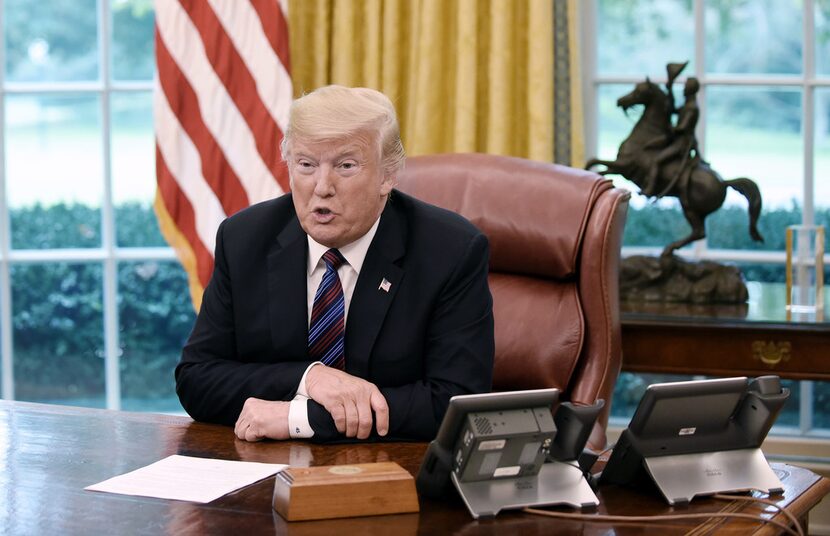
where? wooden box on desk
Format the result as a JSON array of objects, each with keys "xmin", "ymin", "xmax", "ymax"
[{"xmin": 272, "ymin": 461, "xmax": 420, "ymax": 521}]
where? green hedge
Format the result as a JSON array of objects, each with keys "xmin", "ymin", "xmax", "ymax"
[
  {"xmin": 623, "ymin": 202, "xmax": 830, "ymax": 251},
  {"xmin": 623, "ymin": 203, "xmax": 830, "ymax": 282},
  {"xmin": 9, "ymin": 202, "xmax": 192, "ymax": 408}
]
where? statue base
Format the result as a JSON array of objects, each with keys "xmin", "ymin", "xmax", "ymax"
[{"xmin": 620, "ymin": 255, "xmax": 748, "ymax": 304}]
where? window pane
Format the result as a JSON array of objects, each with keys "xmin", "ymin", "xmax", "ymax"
[
  {"xmin": 707, "ymin": 206, "xmax": 801, "ymax": 255},
  {"xmin": 12, "ymin": 263, "xmax": 104, "ymax": 407},
  {"xmin": 815, "ymin": 381, "xmax": 830, "ymax": 430},
  {"xmin": 777, "ymin": 379, "xmax": 800, "ymax": 428},
  {"xmin": 119, "ymin": 260, "xmax": 194, "ymax": 412},
  {"xmin": 705, "ymin": 0, "xmax": 802, "ymax": 75},
  {"xmin": 816, "ymin": 0, "xmax": 830, "ymax": 76},
  {"xmin": 732, "ymin": 262, "xmax": 786, "ymax": 285},
  {"xmin": 4, "ymin": 0, "xmax": 99, "ymax": 83},
  {"xmin": 6, "ymin": 94, "xmax": 103, "ymax": 249},
  {"xmin": 9, "ymin": 205, "xmax": 101, "ymax": 250},
  {"xmin": 112, "ymin": 91, "xmax": 165, "ymax": 247},
  {"xmin": 705, "ymin": 87, "xmax": 803, "ymax": 250},
  {"xmin": 596, "ymin": 83, "xmax": 636, "ymax": 164},
  {"xmin": 111, "ymin": 0, "xmax": 155, "ymax": 81},
  {"xmin": 814, "ymin": 89, "xmax": 830, "ymax": 222},
  {"xmin": 623, "ymin": 204, "xmax": 693, "ymax": 249},
  {"xmin": 0, "ymin": 280, "xmax": 4, "ymax": 393},
  {"xmin": 597, "ymin": 0, "xmax": 694, "ymax": 77}
]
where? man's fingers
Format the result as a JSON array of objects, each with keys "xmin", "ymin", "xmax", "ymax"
[
  {"xmin": 330, "ymin": 404, "xmax": 346, "ymax": 434},
  {"xmin": 370, "ymin": 390, "xmax": 389, "ymax": 436},
  {"xmin": 244, "ymin": 425, "xmax": 262, "ymax": 442},
  {"xmin": 234, "ymin": 421, "xmax": 245, "ymax": 440},
  {"xmin": 344, "ymin": 400, "xmax": 359, "ymax": 437},
  {"xmin": 307, "ymin": 367, "xmax": 389, "ymax": 438},
  {"xmin": 355, "ymin": 397, "xmax": 374, "ymax": 439},
  {"xmin": 234, "ymin": 413, "xmax": 248, "ymax": 439},
  {"xmin": 235, "ymin": 418, "xmax": 258, "ymax": 442},
  {"xmin": 234, "ymin": 397, "xmax": 291, "ymax": 441}
]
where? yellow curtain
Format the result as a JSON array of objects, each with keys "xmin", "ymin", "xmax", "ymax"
[{"xmin": 288, "ymin": 0, "xmax": 583, "ymax": 165}]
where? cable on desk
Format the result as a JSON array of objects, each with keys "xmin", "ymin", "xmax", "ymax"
[{"xmin": 713, "ymin": 493, "xmax": 804, "ymax": 536}]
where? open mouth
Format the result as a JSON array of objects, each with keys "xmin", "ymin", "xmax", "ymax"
[{"xmin": 312, "ymin": 207, "xmax": 336, "ymax": 222}]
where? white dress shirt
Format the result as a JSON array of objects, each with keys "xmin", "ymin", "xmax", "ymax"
[{"xmin": 287, "ymin": 216, "xmax": 381, "ymax": 438}]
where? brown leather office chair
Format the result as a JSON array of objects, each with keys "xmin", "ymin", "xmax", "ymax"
[{"xmin": 396, "ymin": 153, "xmax": 630, "ymax": 450}]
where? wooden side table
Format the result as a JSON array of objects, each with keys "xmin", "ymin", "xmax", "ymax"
[{"xmin": 621, "ymin": 282, "xmax": 830, "ymax": 381}]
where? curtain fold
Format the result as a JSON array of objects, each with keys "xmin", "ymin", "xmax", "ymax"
[{"xmin": 288, "ymin": 0, "xmax": 582, "ymax": 164}]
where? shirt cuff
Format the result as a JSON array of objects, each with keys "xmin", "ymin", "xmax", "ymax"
[
  {"xmin": 297, "ymin": 361, "xmax": 322, "ymax": 398},
  {"xmin": 288, "ymin": 396, "xmax": 314, "ymax": 438}
]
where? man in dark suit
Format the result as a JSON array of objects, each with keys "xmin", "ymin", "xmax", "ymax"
[{"xmin": 176, "ymin": 85, "xmax": 494, "ymax": 442}]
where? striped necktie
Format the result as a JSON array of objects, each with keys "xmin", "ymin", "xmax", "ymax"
[{"xmin": 308, "ymin": 248, "xmax": 347, "ymax": 369}]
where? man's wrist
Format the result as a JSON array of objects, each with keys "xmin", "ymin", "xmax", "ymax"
[
  {"xmin": 288, "ymin": 396, "xmax": 314, "ymax": 438},
  {"xmin": 297, "ymin": 362, "xmax": 322, "ymax": 398}
]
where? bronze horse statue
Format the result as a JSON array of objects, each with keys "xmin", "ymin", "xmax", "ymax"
[{"xmin": 585, "ymin": 77, "xmax": 764, "ymax": 257}]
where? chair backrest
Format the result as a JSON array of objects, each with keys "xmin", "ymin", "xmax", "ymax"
[{"xmin": 396, "ymin": 153, "xmax": 630, "ymax": 449}]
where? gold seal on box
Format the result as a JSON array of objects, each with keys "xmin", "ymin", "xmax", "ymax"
[{"xmin": 272, "ymin": 461, "xmax": 420, "ymax": 521}]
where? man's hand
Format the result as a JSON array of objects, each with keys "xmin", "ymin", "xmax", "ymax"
[
  {"xmin": 305, "ymin": 366, "xmax": 389, "ymax": 439},
  {"xmin": 234, "ymin": 398, "xmax": 290, "ymax": 442}
]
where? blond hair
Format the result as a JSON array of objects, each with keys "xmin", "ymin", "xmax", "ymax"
[{"xmin": 281, "ymin": 85, "xmax": 406, "ymax": 176}]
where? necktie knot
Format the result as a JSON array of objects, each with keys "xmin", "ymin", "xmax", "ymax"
[{"xmin": 323, "ymin": 248, "xmax": 346, "ymax": 271}]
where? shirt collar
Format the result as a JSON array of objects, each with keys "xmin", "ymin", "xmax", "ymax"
[{"xmin": 306, "ymin": 215, "xmax": 382, "ymax": 275}]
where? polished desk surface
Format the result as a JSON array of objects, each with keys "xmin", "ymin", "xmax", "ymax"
[
  {"xmin": 621, "ymin": 283, "xmax": 830, "ymax": 380},
  {"xmin": 621, "ymin": 282, "xmax": 829, "ymax": 326},
  {"xmin": 2, "ymin": 401, "xmax": 829, "ymax": 535}
]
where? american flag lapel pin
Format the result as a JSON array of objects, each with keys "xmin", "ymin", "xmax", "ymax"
[{"xmin": 379, "ymin": 278, "xmax": 391, "ymax": 292}]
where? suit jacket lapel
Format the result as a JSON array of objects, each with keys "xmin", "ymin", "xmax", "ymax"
[
  {"xmin": 267, "ymin": 217, "xmax": 309, "ymax": 358},
  {"xmin": 346, "ymin": 203, "xmax": 406, "ymax": 378}
]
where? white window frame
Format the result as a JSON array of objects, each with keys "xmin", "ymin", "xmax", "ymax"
[
  {"xmin": 0, "ymin": 0, "xmax": 174, "ymax": 409},
  {"xmin": 581, "ymin": 0, "xmax": 827, "ymax": 436}
]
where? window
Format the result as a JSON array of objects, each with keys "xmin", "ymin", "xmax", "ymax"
[
  {"xmin": 0, "ymin": 0, "xmax": 194, "ymax": 411},
  {"xmin": 584, "ymin": 0, "xmax": 829, "ymax": 436}
]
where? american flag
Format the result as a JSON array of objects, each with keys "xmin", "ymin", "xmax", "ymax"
[{"xmin": 154, "ymin": 0, "xmax": 292, "ymax": 309}]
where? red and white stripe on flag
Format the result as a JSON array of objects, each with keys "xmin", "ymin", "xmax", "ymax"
[{"xmin": 154, "ymin": 0, "xmax": 292, "ymax": 310}]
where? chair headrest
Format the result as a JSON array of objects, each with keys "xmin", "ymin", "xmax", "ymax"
[{"xmin": 395, "ymin": 153, "xmax": 612, "ymax": 279}]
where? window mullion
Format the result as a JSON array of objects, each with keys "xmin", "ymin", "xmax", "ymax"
[
  {"xmin": 804, "ymin": 0, "xmax": 816, "ymax": 226},
  {"xmin": 800, "ymin": 381, "xmax": 814, "ymax": 434},
  {"xmin": 99, "ymin": 0, "xmax": 121, "ymax": 411},
  {"xmin": 693, "ymin": 0, "xmax": 706, "ymax": 150},
  {"xmin": 582, "ymin": 0, "xmax": 599, "ymax": 162},
  {"xmin": 694, "ymin": 0, "xmax": 708, "ymax": 259},
  {"xmin": 0, "ymin": 0, "xmax": 13, "ymax": 401}
]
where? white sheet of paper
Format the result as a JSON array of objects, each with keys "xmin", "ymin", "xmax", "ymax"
[{"xmin": 85, "ymin": 454, "xmax": 287, "ymax": 503}]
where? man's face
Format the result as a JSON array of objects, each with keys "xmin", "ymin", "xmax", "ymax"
[{"xmin": 288, "ymin": 135, "xmax": 395, "ymax": 248}]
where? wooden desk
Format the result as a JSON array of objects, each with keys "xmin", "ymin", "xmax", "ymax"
[
  {"xmin": 621, "ymin": 283, "xmax": 830, "ymax": 380},
  {"xmin": 1, "ymin": 401, "xmax": 828, "ymax": 535}
]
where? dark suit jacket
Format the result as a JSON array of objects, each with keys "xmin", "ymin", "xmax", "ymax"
[{"xmin": 176, "ymin": 190, "xmax": 495, "ymax": 441}]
